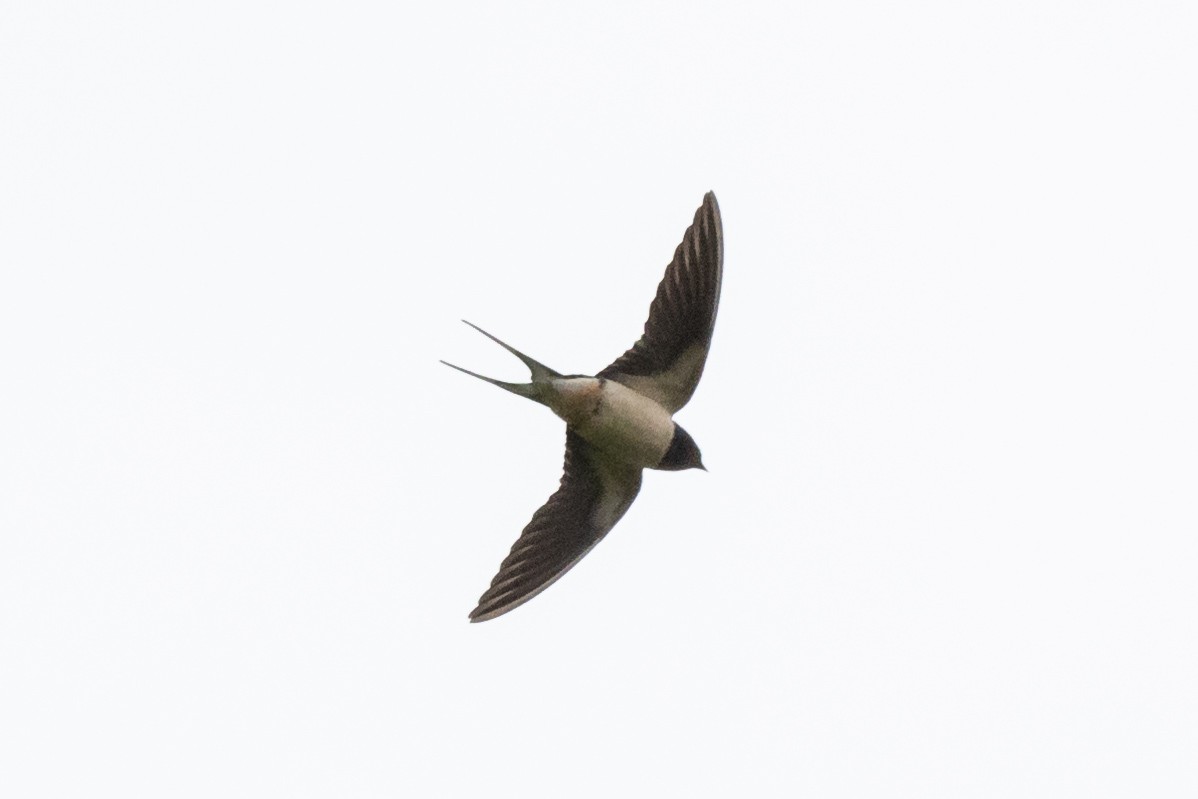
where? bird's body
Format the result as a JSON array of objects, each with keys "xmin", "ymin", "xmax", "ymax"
[
  {"xmin": 443, "ymin": 192, "xmax": 723, "ymax": 622},
  {"xmin": 548, "ymin": 377, "xmax": 676, "ymax": 469}
]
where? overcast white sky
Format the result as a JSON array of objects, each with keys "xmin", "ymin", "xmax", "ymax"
[{"xmin": 2, "ymin": 2, "xmax": 1196, "ymax": 796}]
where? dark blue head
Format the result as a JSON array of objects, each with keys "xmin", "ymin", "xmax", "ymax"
[{"xmin": 657, "ymin": 424, "xmax": 705, "ymax": 471}]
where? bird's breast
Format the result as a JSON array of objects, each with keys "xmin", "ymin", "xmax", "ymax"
[{"xmin": 564, "ymin": 378, "xmax": 675, "ymax": 468}]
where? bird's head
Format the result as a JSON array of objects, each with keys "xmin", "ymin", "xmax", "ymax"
[{"xmin": 657, "ymin": 424, "xmax": 706, "ymax": 471}]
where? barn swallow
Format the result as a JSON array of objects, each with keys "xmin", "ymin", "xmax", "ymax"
[{"xmin": 443, "ymin": 192, "xmax": 723, "ymax": 622}]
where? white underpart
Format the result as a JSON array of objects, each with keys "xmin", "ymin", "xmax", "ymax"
[{"xmin": 552, "ymin": 379, "xmax": 674, "ymax": 468}]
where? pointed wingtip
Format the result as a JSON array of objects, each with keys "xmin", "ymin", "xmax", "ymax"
[
  {"xmin": 703, "ymin": 192, "xmax": 720, "ymax": 220},
  {"xmin": 468, "ymin": 606, "xmax": 501, "ymax": 623}
]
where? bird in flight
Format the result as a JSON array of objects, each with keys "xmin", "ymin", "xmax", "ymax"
[{"xmin": 443, "ymin": 192, "xmax": 723, "ymax": 622}]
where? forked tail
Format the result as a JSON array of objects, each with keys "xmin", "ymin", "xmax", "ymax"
[{"xmin": 440, "ymin": 320, "xmax": 561, "ymax": 402}]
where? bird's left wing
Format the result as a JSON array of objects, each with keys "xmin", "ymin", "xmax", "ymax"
[{"xmin": 469, "ymin": 429, "xmax": 643, "ymax": 622}]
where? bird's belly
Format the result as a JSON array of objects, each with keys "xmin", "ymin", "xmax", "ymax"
[{"xmin": 574, "ymin": 380, "xmax": 674, "ymax": 468}]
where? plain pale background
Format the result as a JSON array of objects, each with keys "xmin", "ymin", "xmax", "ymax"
[{"xmin": 2, "ymin": 2, "xmax": 1195, "ymax": 796}]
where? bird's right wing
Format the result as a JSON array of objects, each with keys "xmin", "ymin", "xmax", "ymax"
[
  {"xmin": 597, "ymin": 192, "xmax": 723, "ymax": 413},
  {"xmin": 469, "ymin": 429, "xmax": 643, "ymax": 622}
]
